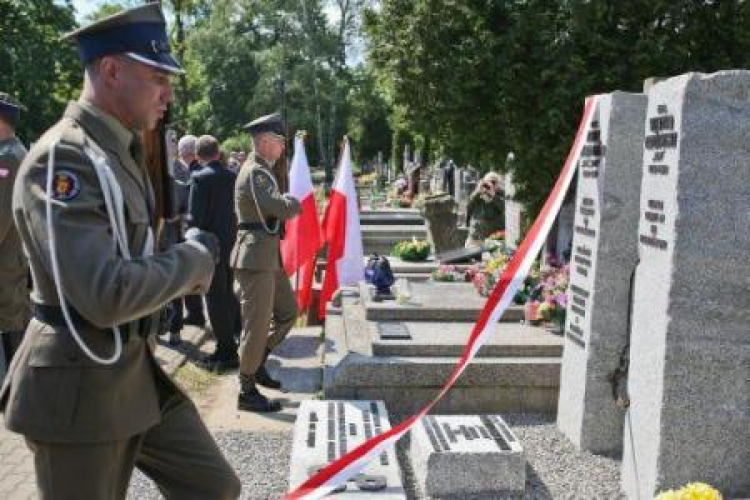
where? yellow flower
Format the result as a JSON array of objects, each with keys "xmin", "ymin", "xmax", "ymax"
[
  {"xmin": 656, "ymin": 483, "xmax": 722, "ymax": 500},
  {"xmin": 680, "ymin": 482, "xmax": 722, "ymax": 500}
]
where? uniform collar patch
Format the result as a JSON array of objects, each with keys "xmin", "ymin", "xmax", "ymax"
[{"xmin": 52, "ymin": 170, "xmax": 81, "ymax": 201}]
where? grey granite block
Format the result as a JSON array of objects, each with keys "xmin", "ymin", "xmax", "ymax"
[
  {"xmin": 288, "ymin": 400, "xmax": 405, "ymax": 498},
  {"xmin": 622, "ymin": 71, "xmax": 750, "ymax": 499},
  {"xmin": 360, "ymin": 281, "xmax": 524, "ymax": 322},
  {"xmin": 557, "ymin": 92, "xmax": 646, "ymax": 456},
  {"xmin": 409, "ymin": 415, "xmax": 525, "ymax": 497}
]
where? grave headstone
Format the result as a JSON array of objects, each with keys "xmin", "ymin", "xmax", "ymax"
[
  {"xmin": 421, "ymin": 194, "xmax": 465, "ymax": 254},
  {"xmin": 556, "ymin": 92, "xmax": 647, "ymax": 455},
  {"xmin": 409, "ymin": 415, "xmax": 525, "ymax": 497},
  {"xmin": 289, "ymin": 400, "xmax": 406, "ymax": 499},
  {"xmin": 622, "ymin": 71, "xmax": 750, "ymax": 498},
  {"xmin": 504, "ymin": 170, "xmax": 523, "ymax": 250}
]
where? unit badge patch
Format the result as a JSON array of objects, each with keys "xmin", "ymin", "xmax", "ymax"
[{"xmin": 52, "ymin": 170, "xmax": 81, "ymax": 201}]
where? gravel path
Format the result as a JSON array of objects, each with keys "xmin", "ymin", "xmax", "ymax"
[
  {"xmin": 128, "ymin": 413, "xmax": 623, "ymax": 500},
  {"xmin": 398, "ymin": 413, "xmax": 624, "ymax": 500},
  {"xmin": 128, "ymin": 431, "xmax": 293, "ymax": 500}
]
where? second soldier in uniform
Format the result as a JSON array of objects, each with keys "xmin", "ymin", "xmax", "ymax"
[{"xmin": 232, "ymin": 113, "xmax": 301, "ymax": 413}]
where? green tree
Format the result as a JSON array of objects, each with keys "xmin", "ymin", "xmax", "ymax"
[{"xmin": 0, "ymin": 0, "xmax": 80, "ymax": 142}]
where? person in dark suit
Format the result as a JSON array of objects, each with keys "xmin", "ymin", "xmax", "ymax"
[{"xmin": 189, "ymin": 135, "xmax": 242, "ymax": 371}]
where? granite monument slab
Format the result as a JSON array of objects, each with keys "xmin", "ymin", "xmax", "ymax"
[
  {"xmin": 622, "ymin": 71, "xmax": 750, "ymax": 498},
  {"xmin": 556, "ymin": 92, "xmax": 647, "ymax": 455}
]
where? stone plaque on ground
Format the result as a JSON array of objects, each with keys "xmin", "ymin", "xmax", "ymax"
[
  {"xmin": 622, "ymin": 72, "xmax": 750, "ymax": 498},
  {"xmin": 409, "ymin": 415, "xmax": 525, "ymax": 497},
  {"xmin": 377, "ymin": 322, "xmax": 411, "ymax": 340},
  {"xmin": 289, "ymin": 400, "xmax": 405, "ymax": 498},
  {"xmin": 556, "ymin": 92, "xmax": 646, "ymax": 455},
  {"xmin": 421, "ymin": 194, "xmax": 465, "ymax": 254}
]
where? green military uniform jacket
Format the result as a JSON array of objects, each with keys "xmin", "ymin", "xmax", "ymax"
[
  {"xmin": 467, "ymin": 190, "xmax": 505, "ymax": 241},
  {"xmin": 230, "ymin": 154, "xmax": 300, "ymax": 271},
  {"xmin": 0, "ymin": 101, "xmax": 215, "ymax": 443},
  {"xmin": 0, "ymin": 136, "xmax": 29, "ymax": 332}
]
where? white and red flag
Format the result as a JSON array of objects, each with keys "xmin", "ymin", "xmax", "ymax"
[
  {"xmin": 287, "ymin": 96, "xmax": 600, "ymax": 499},
  {"xmin": 318, "ymin": 137, "xmax": 364, "ymax": 320},
  {"xmin": 281, "ymin": 133, "xmax": 323, "ymax": 312}
]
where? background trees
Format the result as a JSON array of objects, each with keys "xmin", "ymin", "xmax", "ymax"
[{"xmin": 4, "ymin": 0, "xmax": 750, "ymax": 211}]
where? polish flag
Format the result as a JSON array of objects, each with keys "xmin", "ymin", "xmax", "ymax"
[
  {"xmin": 318, "ymin": 137, "xmax": 364, "ymax": 319},
  {"xmin": 281, "ymin": 134, "xmax": 323, "ymax": 311}
]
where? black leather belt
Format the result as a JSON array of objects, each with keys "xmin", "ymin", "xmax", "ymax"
[
  {"xmin": 238, "ymin": 222, "xmax": 266, "ymax": 231},
  {"xmin": 32, "ymin": 302, "xmax": 132, "ymax": 342}
]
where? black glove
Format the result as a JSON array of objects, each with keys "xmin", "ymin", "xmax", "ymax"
[{"xmin": 185, "ymin": 227, "xmax": 220, "ymax": 263}]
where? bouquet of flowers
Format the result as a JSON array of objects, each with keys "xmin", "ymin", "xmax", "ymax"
[
  {"xmin": 655, "ymin": 482, "xmax": 722, "ymax": 500},
  {"xmin": 431, "ymin": 264, "xmax": 462, "ymax": 282},
  {"xmin": 471, "ymin": 269, "xmax": 496, "ymax": 297},
  {"xmin": 483, "ymin": 230, "xmax": 506, "ymax": 253},
  {"xmin": 393, "ymin": 237, "xmax": 431, "ymax": 261}
]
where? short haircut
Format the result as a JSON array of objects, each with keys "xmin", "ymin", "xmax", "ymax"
[
  {"xmin": 177, "ymin": 134, "xmax": 197, "ymax": 157},
  {"xmin": 196, "ymin": 135, "xmax": 220, "ymax": 160}
]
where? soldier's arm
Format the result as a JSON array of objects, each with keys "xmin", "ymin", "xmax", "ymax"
[
  {"xmin": 187, "ymin": 175, "xmax": 209, "ymax": 229},
  {"xmin": 18, "ymin": 141, "xmax": 215, "ymax": 328},
  {"xmin": 243, "ymin": 169, "xmax": 301, "ymax": 220}
]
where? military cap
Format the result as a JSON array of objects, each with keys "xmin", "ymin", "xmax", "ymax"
[
  {"xmin": 0, "ymin": 92, "xmax": 25, "ymax": 126},
  {"xmin": 243, "ymin": 113, "xmax": 285, "ymax": 138},
  {"xmin": 62, "ymin": 3, "xmax": 183, "ymax": 74}
]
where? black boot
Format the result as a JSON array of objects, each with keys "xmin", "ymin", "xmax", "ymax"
[
  {"xmin": 255, "ymin": 348, "xmax": 282, "ymax": 389},
  {"xmin": 238, "ymin": 374, "xmax": 282, "ymax": 413},
  {"xmin": 255, "ymin": 365, "xmax": 282, "ymax": 390}
]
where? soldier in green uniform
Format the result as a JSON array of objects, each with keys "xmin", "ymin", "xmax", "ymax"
[
  {"xmin": 232, "ymin": 113, "xmax": 301, "ymax": 413},
  {"xmin": 0, "ymin": 5, "xmax": 241, "ymax": 499},
  {"xmin": 465, "ymin": 171, "xmax": 505, "ymax": 247},
  {"xmin": 0, "ymin": 92, "xmax": 30, "ymax": 377}
]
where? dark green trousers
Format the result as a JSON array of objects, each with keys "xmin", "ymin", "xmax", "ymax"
[{"xmin": 25, "ymin": 394, "xmax": 241, "ymax": 500}]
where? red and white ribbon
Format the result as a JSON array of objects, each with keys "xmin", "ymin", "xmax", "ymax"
[{"xmin": 286, "ymin": 95, "xmax": 600, "ymax": 500}]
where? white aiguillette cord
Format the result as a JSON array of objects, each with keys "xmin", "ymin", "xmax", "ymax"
[{"xmin": 45, "ymin": 140, "xmax": 142, "ymax": 365}]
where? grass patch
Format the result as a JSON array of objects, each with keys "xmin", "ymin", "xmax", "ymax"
[{"xmin": 173, "ymin": 363, "xmax": 221, "ymax": 396}]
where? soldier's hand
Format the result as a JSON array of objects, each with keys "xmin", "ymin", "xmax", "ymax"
[
  {"xmin": 283, "ymin": 194, "xmax": 302, "ymax": 215},
  {"xmin": 185, "ymin": 227, "xmax": 220, "ymax": 264}
]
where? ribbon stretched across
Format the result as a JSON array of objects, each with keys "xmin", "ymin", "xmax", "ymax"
[{"xmin": 286, "ymin": 95, "xmax": 599, "ymax": 500}]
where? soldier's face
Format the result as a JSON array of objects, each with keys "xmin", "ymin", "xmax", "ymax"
[{"xmin": 115, "ymin": 57, "xmax": 174, "ymax": 131}]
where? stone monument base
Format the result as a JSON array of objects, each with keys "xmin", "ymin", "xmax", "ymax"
[{"xmin": 409, "ymin": 415, "xmax": 525, "ymax": 498}]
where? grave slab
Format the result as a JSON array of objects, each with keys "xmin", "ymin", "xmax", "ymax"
[
  {"xmin": 289, "ymin": 400, "xmax": 405, "ymax": 499},
  {"xmin": 360, "ymin": 281, "xmax": 524, "ymax": 322},
  {"xmin": 622, "ymin": 72, "xmax": 750, "ymax": 498},
  {"xmin": 371, "ymin": 321, "xmax": 563, "ymax": 357},
  {"xmin": 556, "ymin": 91, "xmax": 646, "ymax": 455},
  {"xmin": 359, "ymin": 211, "xmax": 425, "ymax": 226},
  {"xmin": 410, "ymin": 415, "xmax": 525, "ymax": 497},
  {"xmin": 324, "ymin": 293, "xmax": 561, "ymax": 414}
]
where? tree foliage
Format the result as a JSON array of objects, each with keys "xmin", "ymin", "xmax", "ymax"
[
  {"xmin": 0, "ymin": 0, "xmax": 80, "ymax": 142},
  {"xmin": 364, "ymin": 0, "xmax": 750, "ymax": 212}
]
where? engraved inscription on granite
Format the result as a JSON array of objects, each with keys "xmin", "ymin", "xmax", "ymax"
[
  {"xmin": 557, "ymin": 92, "xmax": 646, "ymax": 456},
  {"xmin": 409, "ymin": 415, "xmax": 525, "ymax": 497},
  {"xmin": 568, "ymin": 117, "xmax": 603, "ymax": 347},
  {"xmin": 623, "ymin": 72, "xmax": 750, "ymax": 499},
  {"xmin": 289, "ymin": 400, "xmax": 405, "ymax": 498}
]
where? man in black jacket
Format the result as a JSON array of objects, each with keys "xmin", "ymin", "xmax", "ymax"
[{"xmin": 189, "ymin": 135, "xmax": 241, "ymax": 370}]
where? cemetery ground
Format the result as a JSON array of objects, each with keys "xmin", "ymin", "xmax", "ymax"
[{"xmin": 0, "ymin": 318, "xmax": 624, "ymax": 499}]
